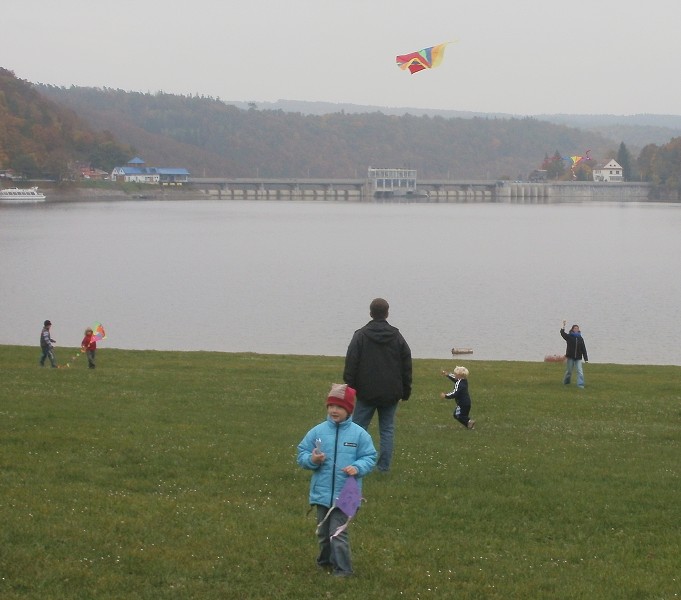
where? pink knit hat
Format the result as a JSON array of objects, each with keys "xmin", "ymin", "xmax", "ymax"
[{"xmin": 326, "ymin": 383, "xmax": 356, "ymax": 414}]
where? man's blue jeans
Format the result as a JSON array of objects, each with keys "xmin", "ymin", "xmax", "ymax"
[
  {"xmin": 563, "ymin": 358, "xmax": 584, "ymax": 388},
  {"xmin": 352, "ymin": 400, "xmax": 398, "ymax": 472}
]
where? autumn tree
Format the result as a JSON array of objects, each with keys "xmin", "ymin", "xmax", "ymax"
[
  {"xmin": 544, "ymin": 151, "xmax": 566, "ymax": 180},
  {"xmin": 637, "ymin": 143, "xmax": 658, "ymax": 183},
  {"xmin": 616, "ymin": 142, "xmax": 633, "ymax": 181},
  {"xmin": 654, "ymin": 137, "xmax": 681, "ymax": 188}
]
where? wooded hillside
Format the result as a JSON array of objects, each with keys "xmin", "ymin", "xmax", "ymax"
[
  {"xmin": 36, "ymin": 84, "xmax": 616, "ymax": 180},
  {"xmin": 0, "ymin": 69, "xmax": 131, "ymax": 180},
  {"xmin": 1, "ymin": 68, "xmax": 679, "ymax": 187}
]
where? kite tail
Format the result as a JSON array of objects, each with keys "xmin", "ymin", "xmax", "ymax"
[
  {"xmin": 319, "ymin": 496, "xmax": 367, "ymax": 538},
  {"xmin": 330, "ymin": 516, "xmax": 353, "ymax": 540},
  {"xmin": 315, "ymin": 505, "xmax": 335, "ymax": 536}
]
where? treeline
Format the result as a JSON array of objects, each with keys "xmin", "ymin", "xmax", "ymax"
[
  {"xmin": 638, "ymin": 138, "xmax": 681, "ymax": 194},
  {"xmin": 36, "ymin": 84, "xmax": 615, "ymax": 180},
  {"xmin": 0, "ymin": 69, "xmax": 132, "ymax": 180},
  {"xmin": 2, "ymin": 68, "xmax": 679, "ymax": 190},
  {"xmin": 537, "ymin": 138, "xmax": 681, "ymax": 192}
]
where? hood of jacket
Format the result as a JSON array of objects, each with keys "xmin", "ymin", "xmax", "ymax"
[{"xmin": 361, "ymin": 319, "xmax": 401, "ymax": 344}]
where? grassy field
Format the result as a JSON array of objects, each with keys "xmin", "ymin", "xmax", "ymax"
[{"xmin": 1, "ymin": 345, "xmax": 680, "ymax": 599}]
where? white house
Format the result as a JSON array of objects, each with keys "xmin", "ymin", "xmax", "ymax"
[{"xmin": 593, "ymin": 159, "xmax": 623, "ymax": 182}]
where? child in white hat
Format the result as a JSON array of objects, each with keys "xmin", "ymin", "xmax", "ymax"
[{"xmin": 440, "ymin": 366, "xmax": 475, "ymax": 429}]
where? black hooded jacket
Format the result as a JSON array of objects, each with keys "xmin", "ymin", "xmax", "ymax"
[
  {"xmin": 560, "ymin": 328, "xmax": 588, "ymax": 361},
  {"xmin": 343, "ymin": 319, "xmax": 412, "ymax": 407}
]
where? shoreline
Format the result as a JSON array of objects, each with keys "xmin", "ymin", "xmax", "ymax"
[
  {"xmin": 2, "ymin": 344, "xmax": 678, "ymax": 367},
  {"xmin": 41, "ymin": 187, "xmax": 211, "ymax": 202},
  {"xmin": 9, "ymin": 181, "xmax": 680, "ymax": 204}
]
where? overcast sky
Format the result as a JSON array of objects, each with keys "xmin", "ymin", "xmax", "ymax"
[{"xmin": 7, "ymin": 0, "xmax": 680, "ymax": 116}]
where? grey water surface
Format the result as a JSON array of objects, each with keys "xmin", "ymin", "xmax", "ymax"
[{"xmin": 1, "ymin": 198, "xmax": 679, "ymax": 365}]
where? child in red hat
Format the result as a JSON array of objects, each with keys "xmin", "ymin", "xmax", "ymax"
[{"xmin": 297, "ymin": 383, "xmax": 377, "ymax": 577}]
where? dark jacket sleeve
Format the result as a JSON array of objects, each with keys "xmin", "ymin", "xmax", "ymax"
[
  {"xmin": 343, "ymin": 330, "xmax": 361, "ymax": 388},
  {"xmin": 400, "ymin": 334, "xmax": 412, "ymax": 401}
]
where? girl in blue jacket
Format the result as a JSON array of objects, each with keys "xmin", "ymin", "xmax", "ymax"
[{"xmin": 297, "ymin": 383, "xmax": 377, "ymax": 577}]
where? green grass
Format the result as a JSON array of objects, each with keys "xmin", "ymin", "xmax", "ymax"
[{"xmin": 1, "ymin": 346, "xmax": 680, "ymax": 599}]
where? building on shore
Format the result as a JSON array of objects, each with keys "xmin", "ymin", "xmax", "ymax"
[
  {"xmin": 367, "ymin": 167, "xmax": 428, "ymax": 199},
  {"xmin": 111, "ymin": 157, "xmax": 190, "ymax": 185},
  {"xmin": 592, "ymin": 159, "xmax": 624, "ymax": 182}
]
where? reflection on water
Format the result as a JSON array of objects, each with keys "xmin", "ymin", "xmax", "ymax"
[{"xmin": 1, "ymin": 199, "xmax": 680, "ymax": 365}]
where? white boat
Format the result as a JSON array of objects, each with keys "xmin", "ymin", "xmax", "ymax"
[{"xmin": 0, "ymin": 186, "xmax": 47, "ymax": 203}]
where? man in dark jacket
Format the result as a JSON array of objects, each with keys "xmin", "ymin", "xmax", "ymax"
[
  {"xmin": 561, "ymin": 320, "xmax": 588, "ymax": 388},
  {"xmin": 343, "ymin": 298, "xmax": 412, "ymax": 472}
]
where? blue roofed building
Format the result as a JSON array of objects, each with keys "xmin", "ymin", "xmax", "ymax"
[
  {"xmin": 156, "ymin": 167, "xmax": 190, "ymax": 185},
  {"xmin": 111, "ymin": 157, "xmax": 190, "ymax": 186}
]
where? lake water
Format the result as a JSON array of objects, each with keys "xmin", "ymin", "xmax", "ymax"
[{"xmin": 1, "ymin": 198, "xmax": 680, "ymax": 365}]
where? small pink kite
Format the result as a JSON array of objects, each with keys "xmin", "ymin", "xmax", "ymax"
[{"xmin": 316, "ymin": 476, "xmax": 363, "ymax": 539}]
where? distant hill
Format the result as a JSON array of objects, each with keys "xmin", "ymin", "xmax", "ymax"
[
  {"xmin": 36, "ymin": 85, "xmax": 623, "ymax": 180},
  {"xmin": 224, "ymin": 99, "xmax": 511, "ymax": 120},
  {"xmin": 535, "ymin": 113, "xmax": 681, "ymax": 147},
  {"xmin": 227, "ymin": 100, "xmax": 681, "ymax": 149},
  {"xmin": 2, "ymin": 63, "xmax": 677, "ymax": 182}
]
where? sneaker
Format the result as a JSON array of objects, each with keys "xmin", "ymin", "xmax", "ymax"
[{"xmin": 467, "ymin": 420, "xmax": 476, "ymax": 430}]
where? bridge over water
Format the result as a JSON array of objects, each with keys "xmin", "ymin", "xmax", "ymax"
[{"xmin": 187, "ymin": 177, "xmax": 651, "ymax": 203}]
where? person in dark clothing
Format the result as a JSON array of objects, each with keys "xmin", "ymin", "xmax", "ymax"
[
  {"xmin": 440, "ymin": 365, "xmax": 475, "ymax": 429},
  {"xmin": 39, "ymin": 320, "xmax": 57, "ymax": 368},
  {"xmin": 561, "ymin": 320, "xmax": 588, "ymax": 388},
  {"xmin": 343, "ymin": 298, "xmax": 412, "ymax": 472}
]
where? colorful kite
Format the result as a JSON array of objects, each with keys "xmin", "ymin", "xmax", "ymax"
[
  {"xmin": 569, "ymin": 150, "xmax": 592, "ymax": 177},
  {"xmin": 546, "ymin": 150, "xmax": 592, "ymax": 178},
  {"xmin": 93, "ymin": 322, "xmax": 106, "ymax": 342},
  {"xmin": 550, "ymin": 150, "xmax": 591, "ymax": 165},
  {"xmin": 569, "ymin": 150, "xmax": 590, "ymax": 166},
  {"xmin": 396, "ymin": 42, "xmax": 453, "ymax": 74},
  {"xmin": 316, "ymin": 476, "xmax": 364, "ymax": 539}
]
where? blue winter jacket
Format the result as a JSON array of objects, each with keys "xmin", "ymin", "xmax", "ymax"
[{"xmin": 297, "ymin": 416, "xmax": 377, "ymax": 508}]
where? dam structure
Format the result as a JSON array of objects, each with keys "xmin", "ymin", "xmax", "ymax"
[{"xmin": 187, "ymin": 171, "xmax": 652, "ymax": 203}]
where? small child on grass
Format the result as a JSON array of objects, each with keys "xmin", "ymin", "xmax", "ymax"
[
  {"xmin": 440, "ymin": 365, "xmax": 475, "ymax": 429},
  {"xmin": 296, "ymin": 383, "xmax": 377, "ymax": 577},
  {"xmin": 81, "ymin": 328, "xmax": 97, "ymax": 369}
]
